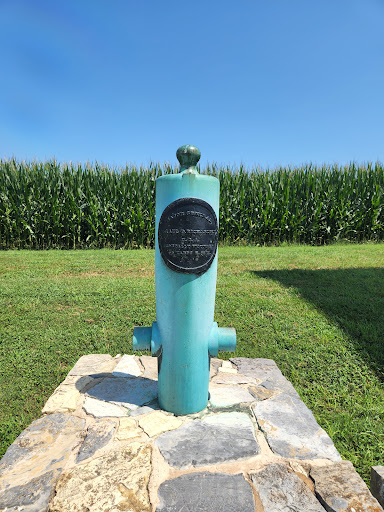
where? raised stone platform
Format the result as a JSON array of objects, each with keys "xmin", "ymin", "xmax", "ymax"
[{"xmin": 0, "ymin": 355, "xmax": 382, "ymax": 511}]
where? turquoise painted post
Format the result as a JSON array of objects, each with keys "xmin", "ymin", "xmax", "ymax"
[{"xmin": 133, "ymin": 145, "xmax": 236, "ymax": 415}]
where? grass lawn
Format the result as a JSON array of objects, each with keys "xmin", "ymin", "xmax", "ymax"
[{"xmin": 0, "ymin": 244, "xmax": 383, "ymax": 484}]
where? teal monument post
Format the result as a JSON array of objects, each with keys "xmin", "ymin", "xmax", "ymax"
[{"xmin": 132, "ymin": 145, "xmax": 236, "ymax": 415}]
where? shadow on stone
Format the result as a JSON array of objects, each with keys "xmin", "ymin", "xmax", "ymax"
[{"xmin": 85, "ymin": 376, "xmax": 158, "ymax": 411}]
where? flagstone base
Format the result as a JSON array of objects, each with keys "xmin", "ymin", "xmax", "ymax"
[{"xmin": 0, "ymin": 354, "xmax": 382, "ymax": 511}]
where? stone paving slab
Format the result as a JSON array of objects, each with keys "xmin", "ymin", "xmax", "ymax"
[
  {"xmin": 310, "ymin": 461, "xmax": 383, "ymax": 511},
  {"xmin": 138, "ymin": 410, "xmax": 184, "ymax": 437},
  {"xmin": 231, "ymin": 357, "xmax": 300, "ymax": 396},
  {"xmin": 231, "ymin": 356, "xmax": 280, "ymax": 375},
  {"xmin": 41, "ymin": 383, "xmax": 80, "ymax": 414},
  {"xmin": 48, "ymin": 443, "xmax": 152, "ymax": 512},
  {"xmin": 76, "ymin": 419, "xmax": 116, "ymax": 462},
  {"xmin": 157, "ymin": 472, "xmax": 255, "ymax": 512},
  {"xmin": 83, "ymin": 396, "xmax": 129, "ymax": 417},
  {"xmin": 68, "ymin": 354, "xmax": 116, "ymax": 376},
  {"xmin": 248, "ymin": 383, "xmax": 278, "ymax": 401},
  {"xmin": 209, "ymin": 384, "xmax": 255, "ymax": 408},
  {"xmin": 0, "ymin": 355, "xmax": 381, "ymax": 512},
  {"xmin": 63, "ymin": 374, "xmax": 95, "ymax": 390},
  {"xmin": 218, "ymin": 366, "xmax": 237, "ymax": 374},
  {"xmin": 253, "ymin": 391, "xmax": 342, "ymax": 461},
  {"xmin": 155, "ymin": 412, "xmax": 260, "ymax": 469},
  {"xmin": 251, "ymin": 462, "xmax": 327, "ymax": 511},
  {"xmin": 0, "ymin": 413, "xmax": 84, "ymax": 512},
  {"xmin": 0, "ymin": 470, "xmax": 57, "ymax": 512},
  {"xmin": 130, "ymin": 402, "xmax": 160, "ymax": 416},
  {"xmin": 140, "ymin": 355, "xmax": 158, "ymax": 379},
  {"xmin": 212, "ymin": 372, "xmax": 258, "ymax": 385},
  {"xmin": 372, "ymin": 466, "xmax": 384, "ymax": 508},
  {"xmin": 115, "ymin": 417, "xmax": 143, "ymax": 440},
  {"xmin": 112, "ymin": 354, "xmax": 142, "ymax": 377}
]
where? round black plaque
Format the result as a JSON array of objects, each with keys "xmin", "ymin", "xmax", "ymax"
[{"xmin": 158, "ymin": 198, "xmax": 218, "ymax": 275}]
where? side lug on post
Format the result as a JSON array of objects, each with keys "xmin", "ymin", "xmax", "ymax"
[
  {"xmin": 132, "ymin": 322, "xmax": 162, "ymax": 356},
  {"xmin": 208, "ymin": 322, "xmax": 237, "ymax": 357}
]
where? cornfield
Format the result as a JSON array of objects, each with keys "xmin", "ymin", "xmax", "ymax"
[{"xmin": 0, "ymin": 159, "xmax": 383, "ymax": 249}]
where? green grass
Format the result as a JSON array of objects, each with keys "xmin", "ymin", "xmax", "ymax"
[{"xmin": 0, "ymin": 244, "xmax": 383, "ymax": 484}]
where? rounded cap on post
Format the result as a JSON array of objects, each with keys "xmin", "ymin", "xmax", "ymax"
[{"xmin": 176, "ymin": 145, "xmax": 201, "ymax": 171}]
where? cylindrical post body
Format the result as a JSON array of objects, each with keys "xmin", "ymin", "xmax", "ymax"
[
  {"xmin": 132, "ymin": 145, "xmax": 236, "ymax": 415},
  {"xmin": 155, "ymin": 171, "xmax": 219, "ymax": 414}
]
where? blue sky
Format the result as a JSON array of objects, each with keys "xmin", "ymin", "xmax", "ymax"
[{"xmin": 0, "ymin": 0, "xmax": 383, "ymax": 169}]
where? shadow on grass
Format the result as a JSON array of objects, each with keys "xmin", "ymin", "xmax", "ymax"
[{"xmin": 250, "ymin": 267, "xmax": 384, "ymax": 378}]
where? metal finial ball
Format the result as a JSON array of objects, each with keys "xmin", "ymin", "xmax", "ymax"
[{"xmin": 176, "ymin": 145, "xmax": 201, "ymax": 168}]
